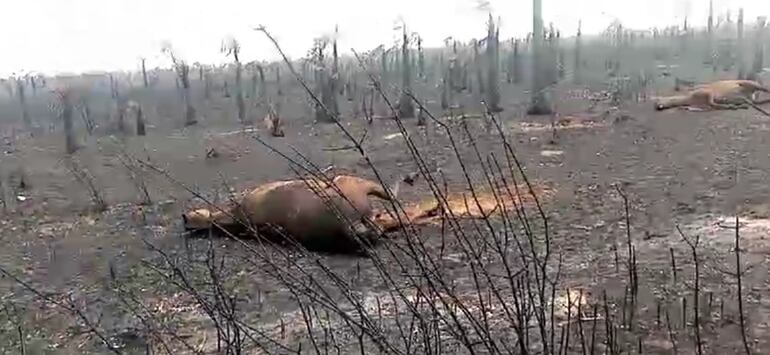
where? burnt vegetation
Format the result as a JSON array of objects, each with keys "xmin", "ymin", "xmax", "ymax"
[{"xmin": 0, "ymin": 2, "xmax": 769, "ymax": 354}]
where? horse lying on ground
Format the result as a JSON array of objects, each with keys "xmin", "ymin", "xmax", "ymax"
[
  {"xmin": 654, "ymin": 79, "xmax": 770, "ymax": 117},
  {"xmin": 182, "ymin": 175, "xmax": 394, "ymax": 255}
]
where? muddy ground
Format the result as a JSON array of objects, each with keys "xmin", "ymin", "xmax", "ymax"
[{"xmin": 1, "ymin": 73, "xmax": 770, "ymax": 354}]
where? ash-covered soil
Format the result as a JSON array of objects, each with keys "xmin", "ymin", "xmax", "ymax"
[{"xmin": 1, "ymin": 82, "xmax": 770, "ymax": 354}]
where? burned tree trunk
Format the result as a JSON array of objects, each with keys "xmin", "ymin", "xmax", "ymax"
[
  {"xmin": 222, "ymin": 38, "xmax": 246, "ymax": 124},
  {"xmin": 250, "ymin": 66, "xmax": 258, "ymax": 99},
  {"xmin": 236, "ymin": 63, "xmax": 246, "ymax": 123},
  {"xmin": 327, "ymin": 38, "xmax": 340, "ymax": 120},
  {"xmin": 440, "ymin": 54, "xmax": 450, "ymax": 110},
  {"xmin": 612, "ymin": 23, "xmax": 623, "ymax": 77},
  {"xmin": 78, "ymin": 97, "xmax": 95, "ymax": 135},
  {"xmin": 557, "ymin": 31, "xmax": 565, "ymax": 81},
  {"xmin": 132, "ymin": 101, "xmax": 146, "ymax": 136},
  {"xmin": 257, "ymin": 65, "xmax": 267, "ymax": 107},
  {"xmin": 16, "ymin": 80, "xmax": 31, "ymax": 129},
  {"xmin": 380, "ymin": 51, "xmax": 389, "ymax": 84},
  {"xmin": 473, "ymin": 39, "xmax": 485, "ymax": 95},
  {"xmin": 752, "ymin": 21, "xmax": 766, "ymax": 76},
  {"xmin": 180, "ymin": 65, "xmax": 196, "ymax": 126},
  {"xmin": 441, "ymin": 78, "xmax": 449, "ymax": 111},
  {"xmin": 574, "ymin": 21, "xmax": 582, "ymax": 84},
  {"xmin": 679, "ymin": 17, "xmax": 689, "ymax": 53},
  {"xmin": 513, "ymin": 39, "xmax": 523, "ymax": 84},
  {"xmin": 110, "ymin": 75, "xmax": 127, "ymax": 134},
  {"xmin": 136, "ymin": 106, "xmax": 146, "ymax": 136},
  {"xmin": 116, "ymin": 100, "xmax": 126, "ymax": 134},
  {"xmin": 461, "ymin": 62, "xmax": 469, "ymax": 92},
  {"xmin": 316, "ymin": 70, "xmax": 338, "ymax": 122},
  {"xmin": 275, "ymin": 65, "xmax": 282, "ymax": 96},
  {"xmin": 301, "ymin": 61, "xmax": 310, "ymax": 85},
  {"xmin": 332, "ymin": 26, "xmax": 340, "ymax": 95},
  {"xmin": 63, "ymin": 104, "xmax": 76, "ymax": 154},
  {"xmin": 352, "ymin": 74, "xmax": 359, "ymax": 100},
  {"xmin": 486, "ymin": 15, "xmax": 502, "ymax": 113},
  {"xmin": 398, "ymin": 28, "xmax": 415, "ymax": 119},
  {"xmin": 338, "ymin": 67, "xmax": 347, "ymax": 96},
  {"xmin": 345, "ymin": 75, "xmax": 354, "ymax": 102},
  {"xmin": 314, "ymin": 39, "xmax": 338, "ymax": 123},
  {"xmin": 546, "ymin": 25, "xmax": 559, "ymax": 84},
  {"xmin": 29, "ymin": 76, "xmax": 37, "ymax": 96},
  {"xmin": 333, "ymin": 27, "xmax": 340, "ymax": 74},
  {"xmin": 163, "ymin": 45, "xmax": 197, "ymax": 126},
  {"xmin": 417, "ymin": 98, "xmax": 427, "ymax": 126},
  {"xmin": 330, "ymin": 28, "xmax": 342, "ymax": 117},
  {"xmin": 527, "ymin": 0, "xmax": 552, "ymax": 115},
  {"xmin": 203, "ymin": 67, "xmax": 211, "ymax": 100},
  {"xmin": 141, "ymin": 58, "xmax": 149, "ymax": 88},
  {"xmin": 56, "ymin": 90, "xmax": 77, "ymax": 154},
  {"xmin": 506, "ymin": 40, "xmax": 514, "ymax": 84},
  {"xmin": 417, "ymin": 35, "xmax": 425, "ymax": 81},
  {"xmin": 737, "ymin": 8, "xmax": 746, "ymax": 79},
  {"xmin": 707, "ymin": 0, "xmax": 716, "ymax": 71},
  {"xmin": 393, "ymin": 47, "xmax": 401, "ymax": 81}
]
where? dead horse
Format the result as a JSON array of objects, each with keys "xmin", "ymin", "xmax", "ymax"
[{"xmin": 182, "ymin": 175, "xmax": 393, "ymax": 255}]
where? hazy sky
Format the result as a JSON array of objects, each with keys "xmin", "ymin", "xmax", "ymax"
[{"xmin": 1, "ymin": 0, "xmax": 767, "ymax": 76}]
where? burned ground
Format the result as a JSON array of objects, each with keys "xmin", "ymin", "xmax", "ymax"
[{"xmin": 1, "ymin": 39, "xmax": 770, "ymax": 354}]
